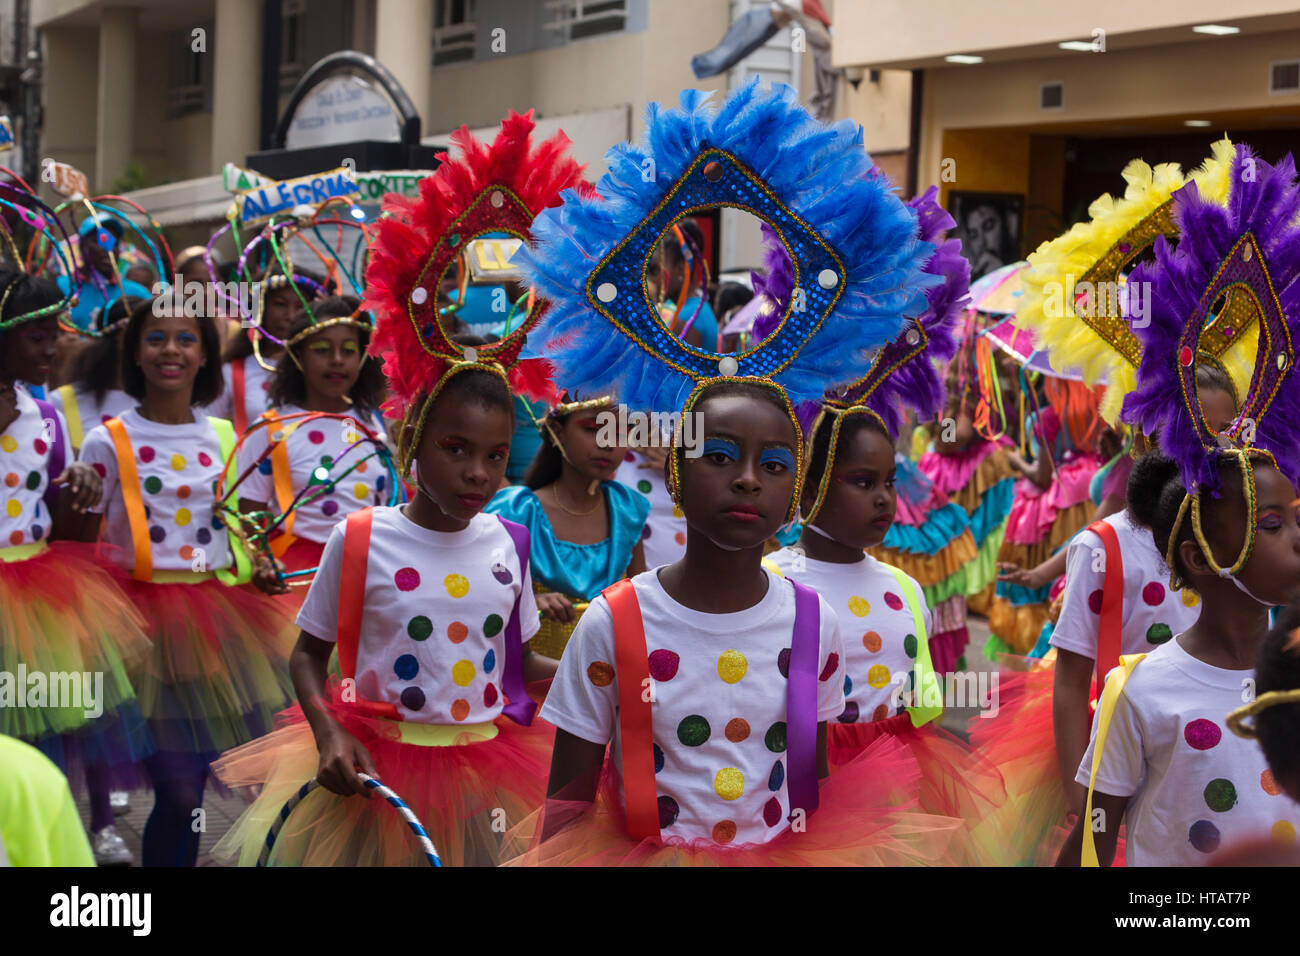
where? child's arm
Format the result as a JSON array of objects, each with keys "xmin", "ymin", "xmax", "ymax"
[
  {"xmin": 542, "ymin": 729, "xmax": 606, "ymax": 841},
  {"xmin": 1052, "ymin": 648, "xmax": 1095, "ymax": 816},
  {"xmin": 625, "ymin": 539, "xmax": 647, "ymax": 578},
  {"xmin": 522, "ymin": 645, "xmax": 558, "ymax": 682},
  {"xmin": 291, "ymin": 630, "xmax": 376, "ymax": 797},
  {"xmin": 50, "ymin": 462, "xmax": 104, "ymax": 541},
  {"xmin": 1055, "ymin": 790, "xmax": 1127, "ymax": 866}
]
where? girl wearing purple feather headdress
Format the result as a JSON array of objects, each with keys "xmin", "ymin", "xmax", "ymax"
[{"xmin": 1059, "ymin": 145, "xmax": 1300, "ymax": 866}]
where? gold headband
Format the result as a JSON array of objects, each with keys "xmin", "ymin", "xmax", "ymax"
[
  {"xmin": 799, "ymin": 402, "xmax": 889, "ymax": 527},
  {"xmin": 1227, "ymin": 688, "xmax": 1300, "ymax": 739},
  {"xmin": 285, "ymin": 314, "xmax": 374, "ymax": 351},
  {"xmin": 398, "ymin": 359, "xmax": 512, "ymax": 477}
]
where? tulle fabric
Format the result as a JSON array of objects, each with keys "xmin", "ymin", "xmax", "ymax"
[
  {"xmin": 501, "ymin": 733, "xmax": 964, "ymax": 867},
  {"xmin": 110, "ymin": 570, "xmax": 296, "ymax": 754},
  {"xmin": 212, "ymin": 685, "xmax": 555, "ymax": 867},
  {"xmin": 0, "ymin": 542, "xmax": 151, "ymax": 742}
]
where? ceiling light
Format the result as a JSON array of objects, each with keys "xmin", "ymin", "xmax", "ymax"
[
  {"xmin": 1058, "ymin": 41, "xmax": 1095, "ymax": 52},
  {"xmin": 944, "ymin": 54, "xmax": 984, "ymax": 64},
  {"xmin": 1193, "ymin": 24, "xmax": 1239, "ymax": 35},
  {"xmin": 1184, "ymin": 119, "xmax": 1213, "ymax": 127}
]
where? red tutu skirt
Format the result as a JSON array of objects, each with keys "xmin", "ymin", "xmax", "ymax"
[
  {"xmin": 212, "ymin": 683, "xmax": 555, "ymax": 867},
  {"xmin": 501, "ymin": 732, "xmax": 963, "ymax": 867},
  {"xmin": 108, "ymin": 568, "xmax": 296, "ymax": 755},
  {"xmin": 0, "ymin": 541, "xmax": 154, "ymax": 790},
  {"xmin": 272, "ymin": 537, "xmax": 326, "ymax": 615}
]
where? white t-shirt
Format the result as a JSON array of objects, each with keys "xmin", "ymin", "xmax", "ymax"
[
  {"xmin": 1051, "ymin": 510, "xmax": 1201, "ymax": 673},
  {"xmin": 0, "ymin": 389, "xmax": 71, "ymax": 547},
  {"xmin": 768, "ymin": 548, "xmax": 932, "ymax": 723},
  {"xmin": 50, "ymin": 386, "xmax": 134, "ymax": 453},
  {"xmin": 1076, "ymin": 638, "xmax": 1298, "ymax": 866},
  {"xmin": 616, "ymin": 452, "xmax": 686, "ymax": 569},
  {"xmin": 80, "ymin": 409, "xmax": 234, "ymax": 572},
  {"xmin": 238, "ymin": 404, "xmax": 391, "ymax": 545},
  {"xmin": 541, "ymin": 568, "xmax": 845, "ymax": 847},
  {"xmin": 297, "ymin": 507, "xmax": 540, "ymax": 725},
  {"xmin": 212, "ymin": 357, "xmax": 274, "ymax": 429}
]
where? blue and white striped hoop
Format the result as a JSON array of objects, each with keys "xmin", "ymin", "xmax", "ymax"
[{"xmin": 257, "ymin": 772, "xmax": 443, "ymax": 867}]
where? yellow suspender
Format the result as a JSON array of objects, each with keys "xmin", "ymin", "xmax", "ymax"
[
  {"xmin": 211, "ymin": 416, "xmax": 252, "ymax": 586},
  {"xmin": 1082, "ymin": 652, "xmax": 1147, "ymax": 867},
  {"xmin": 887, "ymin": 566, "xmax": 943, "ymax": 728},
  {"xmin": 57, "ymin": 385, "xmax": 83, "ymax": 453}
]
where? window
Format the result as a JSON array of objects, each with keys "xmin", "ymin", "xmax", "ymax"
[
  {"xmin": 167, "ymin": 23, "xmax": 212, "ymax": 118},
  {"xmin": 544, "ymin": 0, "xmax": 628, "ymax": 42},
  {"xmin": 434, "ymin": 0, "xmax": 476, "ymax": 66}
]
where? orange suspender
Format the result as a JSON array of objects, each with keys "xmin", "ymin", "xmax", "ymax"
[{"xmin": 105, "ymin": 417, "xmax": 153, "ymax": 582}]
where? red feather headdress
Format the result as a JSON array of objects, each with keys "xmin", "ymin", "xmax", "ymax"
[{"xmin": 364, "ymin": 110, "xmax": 584, "ymax": 466}]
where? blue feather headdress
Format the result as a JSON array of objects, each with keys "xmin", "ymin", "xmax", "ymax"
[{"xmin": 518, "ymin": 80, "xmax": 938, "ymax": 415}]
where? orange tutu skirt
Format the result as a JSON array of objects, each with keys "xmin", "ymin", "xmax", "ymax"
[
  {"xmin": 212, "ymin": 683, "xmax": 555, "ymax": 867},
  {"xmin": 502, "ymin": 732, "xmax": 963, "ymax": 867}
]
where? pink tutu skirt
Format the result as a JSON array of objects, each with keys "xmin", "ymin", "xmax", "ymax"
[
  {"xmin": 212, "ymin": 683, "xmax": 555, "ymax": 867},
  {"xmin": 501, "ymin": 733, "xmax": 963, "ymax": 867}
]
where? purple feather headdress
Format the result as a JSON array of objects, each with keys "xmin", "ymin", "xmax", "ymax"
[{"xmin": 1122, "ymin": 144, "xmax": 1300, "ymax": 497}]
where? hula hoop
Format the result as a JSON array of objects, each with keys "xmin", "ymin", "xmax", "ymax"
[{"xmin": 257, "ymin": 772, "xmax": 443, "ymax": 867}]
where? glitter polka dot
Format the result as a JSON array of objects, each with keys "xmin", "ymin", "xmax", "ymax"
[
  {"xmin": 724, "ymin": 718, "xmax": 750, "ymax": 742},
  {"xmin": 307, "ymin": 430, "xmax": 325, "ymax": 444},
  {"xmin": 674, "ymin": 532, "xmax": 686, "ymax": 545},
  {"xmin": 143, "ymin": 476, "xmax": 162, "ymax": 494},
  {"xmin": 3, "ymin": 473, "xmax": 16, "ymax": 487},
  {"xmin": 764, "ymin": 722, "xmax": 786, "ymax": 753},
  {"xmin": 447, "ymin": 622, "xmax": 468, "ymax": 643},
  {"xmin": 180, "ymin": 546, "xmax": 194, "ymax": 561},
  {"xmin": 641, "ymin": 525, "xmax": 652, "ymax": 539},
  {"xmin": 863, "ymin": 631, "xmax": 882, "ymax": 652},
  {"xmin": 903, "ymin": 634, "xmax": 918, "ymax": 658},
  {"xmin": 400, "ymin": 686, "xmax": 426, "ymax": 711},
  {"xmin": 258, "ymin": 459, "xmax": 273, "ymax": 475},
  {"xmin": 1146, "ymin": 623, "xmax": 1173, "ymax": 645},
  {"xmin": 353, "ymin": 482, "xmax": 368, "ymax": 500},
  {"xmin": 170, "ymin": 454, "xmax": 186, "ymax": 471},
  {"xmin": 1181, "ymin": 589, "xmax": 1200, "ymax": 607},
  {"xmin": 1142, "ymin": 581, "xmax": 1165, "ymax": 606},
  {"xmin": 482, "ymin": 614, "xmax": 503, "ymax": 638},
  {"xmin": 91, "ymin": 463, "xmax": 106, "ymax": 478},
  {"xmin": 587, "ymin": 661, "xmax": 614, "ymax": 686},
  {"xmin": 714, "ymin": 768, "xmax": 744, "ymax": 801},
  {"xmin": 491, "ymin": 562, "xmax": 512, "ymax": 584},
  {"xmin": 177, "ymin": 485, "xmax": 191, "ymax": 499},
  {"xmin": 444, "ymin": 573, "xmax": 469, "ymax": 597},
  {"xmin": 483, "ymin": 649, "xmax": 496, "ymax": 673},
  {"xmin": 29, "ymin": 525, "xmax": 42, "ymax": 541},
  {"xmin": 636, "ymin": 479, "xmax": 652, "ymax": 494},
  {"xmin": 1262, "ymin": 769, "xmax": 1282, "ymax": 796},
  {"xmin": 768, "ymin": 760, "xmax": 785, "ymax": 791},
  {"xmin": 867, "ymin": 664, "xmax": 892, "ymax": 688},
  {"xmin": 843, "ymin": 674, "xmax": 852, "ymax": 696},
  {"xmin": 763, "ymin": 797, "xmax": 782, "ymax": 827},
  {"xmin": 648, "ymin": 649, "xmax": 680, "ymax": 681},
  {"xmin": 1087, "ymin": 589, "xmax": 1104, "ymax": 615},
  {"xmin": 393, "ymin": 655, "xmax": 419, "ymax": 680},
  {"xmin": 712, "ymin": 821, "xmax": 736, "ymax": 844},
  {"xmin": 838, "ymin": 702, "xmax": 860, "ymax": 723},
  {"xmin": 1273, "ymin": 821, "xmax": 1296, "ymax": 844},
  {"xmin": 197, "ymin": 451, "xmax": 212, "ymax": 468},
  {"xmin": 677, "ymin": 715, "xmax": 710, "ymax": 746},
  {"xmin": 483, "ymin": 683, "xmax": 498, "ymax": 707},
  {"xmin": 450, "ymin": 699, "xmax": 470, "ymax": 721},
  {"xmin": 1184, "ymin": 719, "xmax": 1222, "ymax": 751},
  {"xmin": 32, "ymin": 438, "xmax": 46, "ymax": 455},
  {"xmin": 175, "ymin": 508, "xmax": 191, "ymax": 527},
  {"xmin": 149, "ymin": 525, "xmax": 166, "ymax": 543},
  {"xmin": 1204, "ymin": 778, "xmax": 1238, "ymax": 812},
  {"xmin": 717, "ymin": 649, "xmax": 747, "ymax": 683},
  {"xmin": 321, "ymin": 500, "xmax": 339, "ymax": 516},
  {"xmin": 883, "ymin": 591, "xmax": 904, "ymax": 611},
  {"xmin": 872, "ymin": 704, "xmax": 889, "ymax": 721},
  {"xmin": 196, "ymin": 528, "xmax": 212, "ymax": 545},
  {"xmin": 818, "ymin": 653, "xmax": 839, "ymax": 681},
  {"xmin": 658, "ymin": 796, "xmax": 680, "ymax": 828},
  {"xmin": 653, "ymin": 743, "xmax": 665, "ymax": 773},
  {"xmin": 1188, "ymin": 819, "xmax": 1221, "ymax": 854},
  {"xmin": 847, "ymin": 595, "xmax": 870, "ymax": 617},
  {"xmin": 407, "ymin": 616, "xmax": 433, "ymax": 641},
  {"xmin": 138, "ymin": 445, "xmax": 155, "ymax": 463},
  {"xmin": 0, "ymin": 436, "xmax": 15, "ymax": 452},
  {"xmin": 451, "ymin": 660, "xmax": 475, "ymax": 686},
  {"xmin": 24, "ymin": 471, "xmax": 39, "ymax": 490},
  {"xmin": 8, "ymin": 531, "xmax": 21, "ymax": 545},
  {"xmin": 394, "ymin": 567, "xmax": 420, "ymax": 591},
  {"xmin": 777, "ymin": 647, "xmax": 791, "ymax": 678}
]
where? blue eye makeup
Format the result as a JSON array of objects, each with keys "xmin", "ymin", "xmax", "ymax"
[
  {"xmin": 177, "ymin": 332, "xmax": 198, "ymax": 345},
  {"xmin": 760, "ymin": 447, "xmax": 795, "ymax": 470},
  {"xmin": 145, "ymin": 331, "xmax": 166, "ymax": 345},
  {"xmin": 703, "ymin": 437, "xmax": 740, "ymax": 460}
]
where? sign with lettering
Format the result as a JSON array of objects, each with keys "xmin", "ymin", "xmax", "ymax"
[
  {"xmin": 0, "ymin": 117, "xmax": 13, "ymax": 153},
  {"xmin": 225, "ymin": 162, "xmax": 429, "ymax": 203},
  {"xmin": 285, "ymin": 73, "xmax": 402, "ymax": 150},
  {"xmin": 232, "ymin": 167, "xmax": 360, "ymax": 223},
  {"xmin": 46, "ymin": 161, "xmax": 89, "ymax": 199}
]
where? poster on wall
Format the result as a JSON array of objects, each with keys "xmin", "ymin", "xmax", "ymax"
[{"xmin": 947, "ymin": 191, "xmax": 1023, "ymax": 282}]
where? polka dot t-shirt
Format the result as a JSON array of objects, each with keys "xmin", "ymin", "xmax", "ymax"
[
  {"xmin": 1051, "ymin": 510, "xmax": 1200, "ymax": 674},
  {"xmin": 615, "ymin": 452, "xmax": 686, "ymax": 569},
  {"xmin": 541, "ymin": 568, "xmax": 845, "ymax": 847},
  {"xmin": 768, "ymin": 549, "xmax": 932, "ymax": 723},
  {"xmin": 1075, "ymin": 638, "xmax": 1296, "ymax": 866},
  {"xmin": 238, "ymin": 405, "xmax": 390, "ymax": 545},
  {"xmin": 296, "ymin": 507, "xmax": 540, "ymax": 725},
  {"xmin": 80, "ymin": 409, "xmax": 234, "ymax": 572},
  {"xmin": 0, "ymin": 389, "xmax": 71, "ymax": 548}
]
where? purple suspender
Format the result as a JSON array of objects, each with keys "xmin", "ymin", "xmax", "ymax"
[
  {"xmin": 32, "ymin": 398, "xmax": 66, "ymax": 514},
  {"xmin": 496, "ymin": 515, "xmax": 539, "ymax": 726},
  {"xmin": 786, "ymin": 579, "xmax": 821, "ymax": 819}
]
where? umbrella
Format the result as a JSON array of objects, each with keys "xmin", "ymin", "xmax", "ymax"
[
  {"xmin": 980, "ymin": 317, "xmax": 1087, "ymax": 381},
  {"xmin": 967, "ymin": 260, "xmax": 1027, "ymax": 314}
]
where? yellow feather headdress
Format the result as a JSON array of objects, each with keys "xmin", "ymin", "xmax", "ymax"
[{"xmin": 1014, "ymin": 138, "xmax": 1254, "ymax": 423}]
